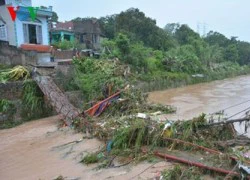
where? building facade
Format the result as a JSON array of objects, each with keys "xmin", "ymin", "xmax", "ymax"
[
  {"xmin": 0, "ymin": 0, "xmax": 52, "ymax": 47},
  {"xmin": 51, "ymin": 19, "xmax": 104, "ymax": 50}
]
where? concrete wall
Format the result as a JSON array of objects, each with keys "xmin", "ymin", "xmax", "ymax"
[
  {"xmin": 37, "ymin": 52, "xmax": 51, "ymax": 64},
  {"xmin": 55, "ymin": 50, "xmax": 74, "ymax": 59},
  {"xmin": 0, "ymin": 81, "xmax": 23, "ymax": 100},
  {"xmin": 0, "ymin": 5, "xmax": 16, "ymax": 46},
  {"xmin": 56, "ymin": 63, "xmax": 73, "ymax": 76},
  {"xmin": 0, "ymin": 40, "xmax": 37, "ymax": 65}
]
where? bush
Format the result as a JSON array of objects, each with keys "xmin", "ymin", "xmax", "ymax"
[
  {"xmin": 53, "ymin": 40, "xmax": 82, "ymax": 50},
  {"xmin": 73, "ymin": 58, "xmax": 126, "ymax": 102}
]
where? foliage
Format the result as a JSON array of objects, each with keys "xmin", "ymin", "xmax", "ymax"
[
  {"xmin": 81, "ymin": 153, "xmax": 99, "ymax": 164},
  {"xmin": 100, "ymin": 8, "xmax": 176, "ymax": 51},
  {"xmin": 21, "ymin": 81, "xmax": 52, "ymax": 120},
  {"xmin": 0, "ymin": 99, "xmax": 17, "ymax": 129},
  {"xmin": 224, "ymin": 44, "xmax": 239, "ymax": 63},
  {"xmin": 51, "ymin": 12, "xmax": 59, "ymax": 22},
  {"xmin": 112, "ymin": 119, "xmax": 147, "ymax": 152},
  {"xmin": 115, "ymin": 33, "xmax": 130, "ymax": 56},
  {"xmin": 174, "ymin": 24, "xmax": 200, "ymax": 45},
  {"xmin": 161, "ymin": 165, "xmax": 202, "ymax": 180},
  {"xmin": 0, "ymin": 99, "xmax": 15, "ymax": 113},
  {"xmin": 54, "ymin": 69, "xmax": 79, "ymax": 91},
  {"xmin": 0, "ymin": 66, "xmax": 30, "ymax": 83},
  {"xmin": 53, "ymin": 40, "xmax": 80, "ymax": 50},
  {"xmin": 99, "ymin": 15, "xmax": 117, "ymax": 39},
  {"xmin": 73, "ymin": 57, "xmax": 126, "ymax": 102},
  {"xmin": 164, "ymin": 23, "xmax": 180, "ymax": 35},
  {"xmin": 97, "ymin": 8, "xmax": 250, "ymax": 83}
]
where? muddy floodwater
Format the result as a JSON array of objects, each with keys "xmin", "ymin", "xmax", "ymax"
[
  {"xmin": 148, "ymin": 75, "xmax": 250, "ymax": 137},
  {"xmin": 0, "ymin": 116, "xmax": 171, "ymax": 180}
]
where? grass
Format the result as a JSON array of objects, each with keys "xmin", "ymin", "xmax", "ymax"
[
  {"xmin": 21, "ymin": 80, "xmax": 53, "ymax": 121},
  {"xmin": 161, "ymin": 165, "xmax": 203, "ymax": 180},
  {"xmin": 0, "ymin": 99, "xmax": 18, "ymax": 129},
  {"xmin": 139, "ymin": 66, "xmax": 250, "ymax": 92},
  {"xmin": 80, "ymin": 153, "xmax": 99, "ymax": 164},
  {"xmin": 0, "ymin": 121, "xmax": 22, "ymax": 129}
]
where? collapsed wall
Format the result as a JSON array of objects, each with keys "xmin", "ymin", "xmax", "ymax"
[{"xmin": 33, "ymin": 75, "xmax": 80, "ymax": 126}]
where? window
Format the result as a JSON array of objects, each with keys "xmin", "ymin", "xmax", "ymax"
[
  {"xmin": 0, "ymin": 24, "xmax": 7, "ymax": 41},
  {"xmin": 0, "ymin": 0, "xmax": 5, "ymax": 6},
  {"xmin": 23, "ymin": 23, "xmax": 43, "ymax": 44},
  {"xmin": 64, "ymin": 34, "xmax": 70, "ymax": 41},
  {"xmin": 80, "ymin": 34, "xmax": 85, "ymax": 43},
  {"xmin": 92, "ymin": 34, "xmax": 99, "ymax": 44}
]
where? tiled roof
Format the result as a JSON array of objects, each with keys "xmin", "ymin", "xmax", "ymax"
[
  {"xmin": 20, "ymin": 44, "xmax": 52, "ymax": 53},
  {"xmin": 55, "ymin": 21, "xmax": 74, "ymax": 30}
]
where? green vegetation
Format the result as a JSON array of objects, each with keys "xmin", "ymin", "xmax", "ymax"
[
  {"xmin": 0, "ymin": 99, "xmax": 15, "ymax": 114},
  {"xmin": 0, "ymin": 66, "xmax": 30, "ymax": 83},
  {"xmin": 0, "ymin": 99, "xmax": 19, "ymax": 129},
  {"xmin": 52, "ymin": 39, "xmax": 83, "ymax": 50},
  {"xmin": 81, "ymin": 153, "xmax": 99, "ymax": 164},
  {"xmin": 96, "ymin": 8, "xmax": 250, "ymax": 92},
  {"xmin": 73, "ymin": 57, "xmax": 127, "ymax": 102},
  {"xmin": 161, "ymin": 165, "xmax": 203, "ymax": 180},
  {"xmin": 21, "ymin": 81, "xmax": 52, "ymax": 120}
]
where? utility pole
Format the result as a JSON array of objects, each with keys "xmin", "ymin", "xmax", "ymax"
[{"xmin": 197, "ymin": 22, "xmax": 208, "ymax": 37}]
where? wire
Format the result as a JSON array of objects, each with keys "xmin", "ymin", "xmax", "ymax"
[
  {"xmin": 212, "ymin": 99, "xmax": 250, "ymax": 115},
  {"xmin": 227, "ymin": 106, "xmax": 250, "ymax": 120}
]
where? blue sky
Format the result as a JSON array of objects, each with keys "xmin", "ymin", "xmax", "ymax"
[{"xmin": 33, "ymin": 0, "xmax": 250, "ymax": 42}]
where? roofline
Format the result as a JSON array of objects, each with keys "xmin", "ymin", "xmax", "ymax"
[{"xmin": 17, "ymin": 6, "xmax": 53, "ymax": 17}]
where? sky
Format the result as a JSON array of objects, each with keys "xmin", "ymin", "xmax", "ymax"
[{"xmin": 33, "ymin": 0, "xmax": 250, "ymax": 42}]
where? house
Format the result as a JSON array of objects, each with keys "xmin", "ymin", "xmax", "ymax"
[
  {"xmin": 51, "ymin": 19, "xmax": 104, "ymax": 50},
  {"xmin": 50, "ymin": 21, "xmax": 74, "ymax": 44},
  {"xmin": 0, "ymin": 0, "xmax": 52, "ymax": 47}
]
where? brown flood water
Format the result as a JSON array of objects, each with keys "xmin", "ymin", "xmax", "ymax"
[
  {"xmin": 0, "ymin": 116, "xmax": 171, "ymax": 180},
  {"xmin": 148, "ymin": 75, "xmax": 250, "ymax": 136},
  {"xmin": 1, "ymin": 75, "xmax": 250, "ymax": 180}
]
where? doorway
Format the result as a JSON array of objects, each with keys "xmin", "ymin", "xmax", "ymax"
[
  {"xmin": 23, "ymin": 23, "xmax": 43, "ymax": 44},
  {"xmin": 28, "ymin": 24, "xmax": 37, "ymax": 44}
]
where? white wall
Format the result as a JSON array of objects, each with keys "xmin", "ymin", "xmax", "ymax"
[
  {"xmin": 5, "ymin": 0, "xmax": 32, "ymax": 6},
  {"xmin": 0, "ymin": 5, "xmax": 16, "ymax": 46},
  {"xmin": 15, "ymin": 16, "xmax": 49, "ymax": 47}
]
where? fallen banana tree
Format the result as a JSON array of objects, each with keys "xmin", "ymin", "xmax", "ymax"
[{"xmin": 0, "ymin": 65, "xmax": 30, "ymax": 83}]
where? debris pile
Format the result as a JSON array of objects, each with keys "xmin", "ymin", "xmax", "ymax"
[
  {"xmin": 60, "ymin": 58, "xmax": 250, "ymax": 178},
  {"xmin": 74, "ymin": 89, "xmax": 250, "ymax": 178}
]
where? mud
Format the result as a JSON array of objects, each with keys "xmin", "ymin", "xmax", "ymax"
[{"xmin": 0, "ymin": 116, "xmax": 171, "ymax": 180}]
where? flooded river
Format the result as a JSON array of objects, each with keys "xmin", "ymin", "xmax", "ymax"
[
  {"xmin": 148, "ymin": 75, "xmax": 250, "ymax": 136},
  {"xmin": 0, "ymin": 116, "xmax": 171, "ymax": 180},
  {"xmin": 1, "ymin": 75, "xmax": 250, "ymax": 179}
]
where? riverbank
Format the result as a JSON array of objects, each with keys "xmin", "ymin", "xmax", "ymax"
[
  {"xmin": 139, "ymin": 65, "xmax": 250, "ymax": 92},
  {"xmin": 1, "ymin": 66, "xmax": 250, "ymax": 179},
  {"xmin": 148, "ymin": 74, "xmax": 250, "ymax": 136}
]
